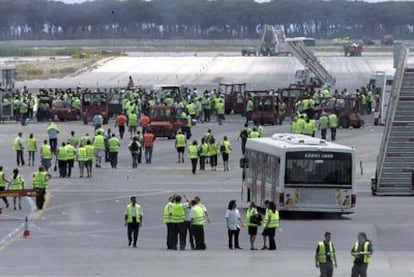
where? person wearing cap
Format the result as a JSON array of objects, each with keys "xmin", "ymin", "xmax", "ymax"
[{"xmin": 124, "ymin": 196, "xmax": 143, "ymax": 248}]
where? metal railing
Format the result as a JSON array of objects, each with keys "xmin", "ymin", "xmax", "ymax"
[{"xmin": 376, "ymin": 46, "xmax": 409, "ymax": 188}]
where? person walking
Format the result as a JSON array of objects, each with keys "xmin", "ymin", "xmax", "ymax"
[
  {"xmin": 208, "ymin": 137, "xmax": 218, "ymax": 171},
  {"xmin": 85, "ymin": 140, "xmax": 94, "ymax": 178},
  {"xmin": 135, "ymin": 131, "xmax": 144, "ymax": 164},
  {"xmin": 128, "ymin": 112, "xmax": 138, "ymax": 139},
  {"xmin": 139, "ymin": 113, "xmax": 150, "ymax": 134},
  {"xmin": 239, "ymin": 124, "xmax": 250, "ymax": 155},
  {"xmin": 351, "ymin": 232, "xmax": 373, "ymax": 277},
  {"xmin": 128, "ymin": 137, "xmax": 141, "ymax": 169},
  {"xmin": 32, "ymin": 166, "xmax": 50, "ymax": 210},
  {"xmin": 57, "ymin": 142, "xmax": 68, "ymax": 178},
  {"xmin": 216, "ymin": 99, "xmax": 225, "ymax": 125},
  {"xmin": 108, "ymin": 134, "xmax": 120, "ymax": 169},
  {"xmin": 262, "ymin": 201, "xmax": 279, "ymax": 250},
  {"xmin": 328, "ymin": 112, "xmax": 338, "ymax": 141},
  {"xmin": 27, "ymin": 133, "xmax": 37, "ymax": 166},
  {"xmin": 68, "ymin": 131, "xmax": 79, "ymax": 148},
  {"xmin": 220, "ymin": 136, "xmax": 231, "ymax": 171},
  {"xmin": 0, "ymin": 166, "xmax": 10, "ymax": 208},
  {"xmin": 143, "ymin": 130, "xmax": 155, "ymax": 164},
  {"xmin": 245, "ymin": 201, "xmax": 260, "ymax": 250},
  {"xmin": 8, "ymin": 168, "xmax": 24, "ymax": 210},
  {"xmin": 47, "ymin": 122, "xmax": 60, "ymax": 155},
  {"xmin": 13, "ymin": 132, "xmax": 25, "ymax": 166},
  {"xmin": 184, "ymin": 198, "xmax": 195, "ymax": 250},
  {"xmin": 175, "ymin": 131, "xmax": 187, "ymax": 163},
  {"xmin": 65, "ymin": 142, "xmax": 76, "ymax": 178},
  {"xmin": 319, "ymin": 112, "xmax": 329, "ymax": 140},
  {"xmin": 191, "ymin": 199, "xmax": 206, "ymax": 250},
  {"xmin": 40, "ymin": 140, "xmax": 52, "ymax": 171},
  {"xmin": 77, "ymin": 144, "xmax": 88, "ymax": 178},
  {"xmin": 315, "ymin": 232, "xmax": 338, "ymax": 277},
  {"xmin": 225, "ymin": 200, "xmax": 242, "ymax": 249},
  {"xmin": 115, "ymin": 112, "xmax": 127, "ymax": 139},
  {"xmin": 93, "ymin": 131, "xmax": 105, "ymax": 168},
  {"xmin": 124, "ymin": 196, "xmax": 143, "ymax": 248},
  {"xmin": 188, "ymin": 140, "xmax": 199, "ymax": 174},
  {"xmin": 198, "ymin": 138, "xmax": 209, "ymax": 171}
]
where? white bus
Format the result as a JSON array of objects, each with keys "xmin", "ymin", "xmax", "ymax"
[{"xmin": 241, "ymin": 133, "xmax": 356, "ymax": 214}]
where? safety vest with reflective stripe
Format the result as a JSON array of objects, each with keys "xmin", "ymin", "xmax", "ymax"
[
  {"xmin": 191, "ymin": 205, "xmax": 205, "ymax": 226},
  {"xmin": 68, "ymin": 136, "xmax": 79, "ymax": 148},
  {"xmin": 221, "ymin": 140, "xmax": 231, "ymax": 154},
  {"xmin": 128, "ymin": 113, "xmax": 138, "ymax": 127},
  {"xmin": 0, "ymin": 171, "xmax": 6, "ymax": 187},
  {"xmin": 93, "ymin": 135, "xmax": 105, "ymax": 150},
  {"xmin": 208, "ymin": 142, "xmax": 218, "ymax": 156},
  {"xmin": 328, "ymin": 114, "xmax": 338, "ymax": 128},
  {"xmin": 41, "ymin": 144, "xmax": 52, "ymax": 159},
  {"xmin": 170, "ymin": 203, "xmax": 185, "ymax": 223},
  {"xmin": 317, "ymin": 241, "xmax": 335, "ymax": 264},
  {"xmin": 319, "ymin": 115, "xmax": 329, "ymax": 130},
  {"xmin": 200, "ymin": 143, "xmax": 209, "ymax": 157},
  {"xmin": 85, "ymin": 145, "xmax": 95, "ymax": 161},
  {"xmin": 108, "ymin": 137, "xmax": 120, "ymax": 152},
  {"xmin": 77, "ymin": 147, "xmax": 88, "ymax": 162},
  {"xmin": 65, "ymin": 144, "xmax": 76, "ymax": 160},
  {"xmin": 13, "ymin": 137, "xmax": 22, "ymax": 150},
  {"xmin": 352, "ymin": 241, "xmax": 372, "ymax": 264},
  {"xmin": 32, "ymin": 171, "xmax": 48, "ymax": 189},
  {"xmin": 250, "ymin": 131, "xmax": 260, "ymax": 138},
  {"xmin": 27, "ymin": 138, "xmax": 37, "ymax": 152},
  {"xmin": 188, "ymin": 145, "xmax": 198, "ymax": 159},
  {"xmin": 9, "ymin": 175, "xmax": 24, "ymax": 190},
  {"xmin": 163, "ymin": 203, "xmax": 172, "ymax": 223},
  {"xmin": 263, "ymin": 209, "xmax": 279, "ymax": 228},
  {"xmin": 57, "ymin": 146, "xmax": 67, "ymax": 161},
  {"xmin": 126, "ymin": 203, "xmax": 141, "ymax": 223},
  {"xmin": 245, "ymin": 207, "xmax": 258, "ymax": 227},
  {"xmin": 175, "ymin": 134, "xmax": 187, "ymax": 148}
]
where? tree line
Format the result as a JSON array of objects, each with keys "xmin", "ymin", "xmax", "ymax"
[{"xmin": 0, "ymin": 0, "xmax": 413, "ymax": 40}]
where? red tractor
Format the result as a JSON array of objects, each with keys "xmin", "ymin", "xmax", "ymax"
[
  {"xmin": 146, "ymin": 106, "xmax": 187, "ymax": 139},
  {"xmin": 343, "ymin": 42, "xmax": 363, "ymax": 56},
  {"xmin": 252, "ymin": 91, "xmax": 281, "ymax": 125},
  {"xmin": 81, "ymin": 92, "xmax": 109, "ymax": 124},
  {"xmin": 218, "ymin": 83, "xmax": 247, "ymax": 114}
]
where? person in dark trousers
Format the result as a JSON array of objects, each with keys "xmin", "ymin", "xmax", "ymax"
[
  {"xmin": 124, "ymin": 196, "xmax": 143, "ymax": 248},
  {"xmin": 163, "ymin": 196, "xmax": 174, "ymax": 250},
  {"xmin": 190, "ymin": 199, "xmax": 206, "ymax": 250},
  {"xmin": 143, "ymin": 130, "xmax": 155, "ymax": 164},
  {"xmin": 13, "ymin": 132, "xmax": 25, "ymax": 166},
  {"xmin": 262, "ymin": 201, "xmax": 279, "ymax": 250},
  {"xmin": 128, "ymin": 137, "xmax": 140, "ymax": 169},
  {"xmin": 315, "ymin": 232, "xmax": 338, "ymax": 277},
  {"xmin": 239, "ymin": 123, "xmax": 249, "ymax": 155},
  {"xmin": 169, "ymin": 195, "xmax": 188, "ymax": 250},
  {"xmin": 57, "ymin": 142, "xmax": 67, "ymax": 178},
  {"xmin": 184, "ymin": 200, "xmax": 195, "ymax": 250},
  {"xmin": 32, "ymin": 166, "xmax": 50, "ymax": 210},
  {"xmin": 225, "ymin": 200, "xmax": 242, "ymax": 249},
  {"xmin": 351, "ymin": 232, "xmax": 373, "ymax": 277},
  {"xmin": 188, "ymin": 140, "xmax": 199, "ymax": 174},
  {"xmin": 0, "ymin": 166, "xmax": 10, "ymax": 208}
]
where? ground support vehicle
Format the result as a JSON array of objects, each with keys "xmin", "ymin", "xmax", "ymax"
[
  {"xmin": 314, "ymin": 97, "xmax": 364, "ymax": 128},
  {"xmin": 36, "ymin": 94, "xmax": 53, "ymax": 122},
  {"xmin": 381, "ymin": 34, "xmax": 394, "ymax": 46},
  {"xmin": 277, "ymin": 85, "xmax": 308, "ymax": 117},
  {"xmin": 251, "ymin": 92, "xmax": 281, "ymax": 125},
  {"xmin": 343, "ymin": 42, "xmax": 363, "ymax": 56},
  {"xmin": 146, "ymin": 106, "xmax": 187, "ymax": 139},
  {"xmin": 81, "ymin": 92, "xmax": 109, "ymax": 125},
  {"xmin": 218, "ymin": 83, "xmax": 247, "ymax": 114},
  {"xmin": 241, "ymin": 48, "xmax": 257, "ymax": 56},
  {"xmin": 51, "ymin": 100, "xmax": 80, "ymax": 121},
  {"xmin": 0, "ymin": 64, "xmax": 16, "ymax": 90},
  {"xmin": 241, "ymin": 133, "xmax": 356, "ymax": 214}
]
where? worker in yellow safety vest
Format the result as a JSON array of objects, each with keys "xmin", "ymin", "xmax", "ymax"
[
  {"xmin": 40, "ymin": 140, "xmax": 52, "ymax": 171},
  {"xmin": 27, "ymin": 133, "xmax": 37, "ymax": 166},
  {"xmin": 124, "ymin": 196, "xmax": 143, "ymax": 248},
  {"xmin": 85, "ymin": 140, "xmax": 95, "ymax": 178},
  {"xmin": 32, "ymin": 166, "xmax": 50, "ymax": 210},
  {"xmin": 315, "ymin": 232, "xmax": 337, "ymax": 277},
  {"xmin": 175, "ymin": 131, "xmax": 187, "ymax": 163},
  {"xmin": 108, "ymin": 134, "xmax": 120, "ymax": 169},
  {"xmin": 262, "ymin": 201, "xmax": 279, "ymax": 250},
  {"xmin": 13, "ymin": 132, "xmax": 25, "ymax": 166},
  {"xmin": 0, "ymin": 166, "xmax": 10, "ymax": 208},
  {"xmin": 8, "ymin": 168, "xmax": 24, "ymax": 210},
  {"xmin": 65, "ymin": 142, "xmax": 76, "ymax": 178},
  {"xmin": 188, "ymin": 140, "xmax": 199, "ymax": 174},
  {"xmin": 57, "ymin": 142, "xmax": 68, "ymax": 178},
  {"xmin": 77, "ymin": 144, "xmax": 88, "ymax": 178},
  {"xmin": 351, "ymin": 232, "xmax": 373, "ymax": 277}
]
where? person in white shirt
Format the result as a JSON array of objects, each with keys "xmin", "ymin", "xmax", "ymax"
[{"xmin": 225, "ymin": 199, "xmax": 242, "ymax": 249}]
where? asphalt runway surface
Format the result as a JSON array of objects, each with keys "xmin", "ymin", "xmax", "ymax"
[{"xmin": 2, "ymin": 53, "xmax": 414, "ymax": 276}]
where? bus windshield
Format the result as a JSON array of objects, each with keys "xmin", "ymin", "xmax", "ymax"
[{"xmin": 285, "ymin": 151, "xmax": 352, "ymax": 186}]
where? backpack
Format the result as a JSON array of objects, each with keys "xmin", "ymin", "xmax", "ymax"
[
  {"xmin": 240, "ymin": 129, "xmax": 248, "ymax": 139},
  {"xmin": 129, "ymin": 141, "xmax": 139, "ymax": 152}
]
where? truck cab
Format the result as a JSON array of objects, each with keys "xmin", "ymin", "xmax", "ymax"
[
  {"xmin": 146, "ymin": 106, "xmax": 187, "ymax": 139},
  {"xmin": 81, "ymin": 92, "xmax": 109, "ymax": 124}
]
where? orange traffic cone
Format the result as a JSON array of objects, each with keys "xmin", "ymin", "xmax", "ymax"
[{"xmin": 23, "ymin": 217, "xmax": 30, "ymax": 239}]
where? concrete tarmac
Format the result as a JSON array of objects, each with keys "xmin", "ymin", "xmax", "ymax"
[
  {"xmin": 0, "ymin": 113, "xmax": 413, "ymax": 276},
  {"xmin": 2, "ymin": 52, "xmax": 414, "ymax": 276}
]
